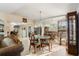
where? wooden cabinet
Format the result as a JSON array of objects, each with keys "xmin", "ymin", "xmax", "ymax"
[{"xmin": 67, "ymin": 11, "xmax": 79, "ymax": 55}]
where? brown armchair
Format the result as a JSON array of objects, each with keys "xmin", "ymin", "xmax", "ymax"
[
  {"xmin": 0, "ymin": 37, "xmax": 24, "ymax": 56},
  {"xmin": 0, "ymin": 44, "xmax": 24, "ymax": 56}
]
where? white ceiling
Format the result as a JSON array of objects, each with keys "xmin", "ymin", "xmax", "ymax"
[{"xmin": 0, "ymin": 3, "xmax": 78, "ymax": 20}]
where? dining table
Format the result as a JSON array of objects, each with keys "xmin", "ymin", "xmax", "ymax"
[
  {"xmin": 34, "ymin": 35, "xmax": 50, "ymax": 43},
  {"xmin": 34, "ymin": 35, "xmax": 51, "ymax": 51}
]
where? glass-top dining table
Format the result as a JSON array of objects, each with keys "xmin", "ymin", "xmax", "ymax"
[
  {"xmin": 34, "ymin": 35, "xmax": 50, "ymax": 44},
  {"xmin": 30, "ymin": 35, "xmax": 51, "ymax": 53},
  {"xmin": 34, "ymin": 35, "xmax": 50, "ymax": 40},
  {"xmin": 35, "ymin": 35, "xmax": 51, "ymax": 52}
]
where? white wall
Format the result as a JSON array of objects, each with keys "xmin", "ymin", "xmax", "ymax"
[
  {"xmin": 0, "ymin": 12, "xmax": 35, "ymax": 37},
  {"xmin": 0, "ymin": 12, "xmax": 35, "ymax": 55}
]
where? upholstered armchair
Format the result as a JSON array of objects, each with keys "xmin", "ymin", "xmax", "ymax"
[
  {"xmin": 0, "ymin": 44, "xmax": 24, "ymax": 56},
  {"xmin": 0, "ymin": 37, "xmax": 24, "ymax": 56}
]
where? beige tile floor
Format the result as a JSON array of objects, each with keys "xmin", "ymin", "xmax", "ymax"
[
  {"xmin": 21, "ymin": 39, "xmax": 70, "ymax": 56},
  {"xmin": 26, "ymin": 44, "xmax": 69, "ymax": 56},
  {"xmin": 21, "ymin": 37, "xmax": 70, "ymax": 56}
]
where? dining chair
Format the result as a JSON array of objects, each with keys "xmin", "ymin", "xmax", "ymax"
[
  {"xmin": 40, "ymin": 38, "xmax": 51, "ymax": 52},
  {"xmin": 29, "ymin": 35, "xmax": 41, "ymax": 53}
]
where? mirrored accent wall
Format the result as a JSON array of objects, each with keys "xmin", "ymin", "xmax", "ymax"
[{"xmin": 58, "ymin": 20, "xmax": 67, "ymax": 45}]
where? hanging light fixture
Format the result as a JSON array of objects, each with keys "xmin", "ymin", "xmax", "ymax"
[
  {"xmin": 40, "ymin": 10, "xmax": 42, "ymax": 21},
  {"xmin": 39, "ymin": 10, "xmax": 42, "ymax": 35}
]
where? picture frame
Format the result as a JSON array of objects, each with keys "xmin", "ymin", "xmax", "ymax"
[{"xmin": 22, "ymin": 18, "xmax": 27, "ymax": 23}]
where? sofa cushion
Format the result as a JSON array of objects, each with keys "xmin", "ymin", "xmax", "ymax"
[{"xmin": 1, "ymin": 37, "xmax": 15, "ymax": 47}]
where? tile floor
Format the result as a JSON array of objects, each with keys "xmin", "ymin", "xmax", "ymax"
[{"xmin": 25, "ymin": 44, "xmax": 69, "ymax": 56}]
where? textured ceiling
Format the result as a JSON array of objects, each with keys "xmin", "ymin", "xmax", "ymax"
[{"xmin": 0, "ymin": 3, "xmax": 78, "ymax": 20}]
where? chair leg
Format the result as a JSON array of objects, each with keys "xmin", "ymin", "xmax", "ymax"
[
  {"xmin": 50, "ymin": 41, "xmax": 52, "ymax": 49},
  {"xmin": 48, "ymin": 44, "xmax": 51, "ymax": 52},
  {"xmin": 49, "ymin": 40, "xmax": 52, "ymax": 51},
  {"xmin": 41, "ymin": 45, "xmax": 44, "ymax": 52},
  {"xmin": 41, "ymin": 47, "xmax": 43, "ymax": 51},
  {"xmin": 39, "ymin": 45, "xmax": 41, "ymax": 51},
  {"xmin": 33, "ymin": 46, "xmax": 36, "ymax": 53},
  {"xmin": 29, "ymin": 45, "xmax": 31, "ymax": 52}
]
